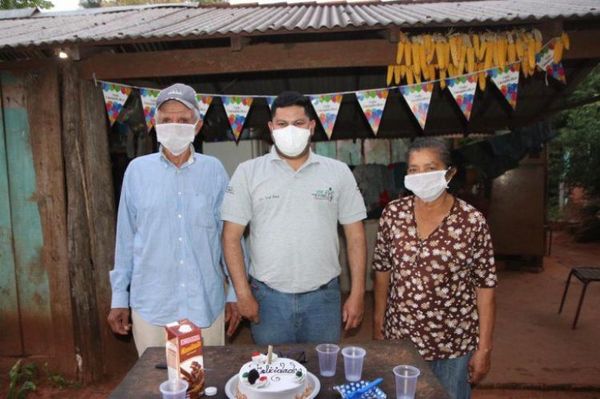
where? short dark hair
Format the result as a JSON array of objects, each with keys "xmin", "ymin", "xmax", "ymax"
[
  {"xmin": 407, "ymin": 137, "xmax": 452, "ymax": 166},
  {"xmin": 270, "ymin": 91, "xmax": 313, "ymax": 120}
]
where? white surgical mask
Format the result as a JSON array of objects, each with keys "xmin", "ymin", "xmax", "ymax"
[
  {"xmin": 155, "ymin": 123, "xmax": 196, "ymax": 156},
  {"xmin": 404, "ymin": 170, "xmax": 450, "ymax": 202},
  {"xmin": 272, "ymin": 125, "xmax": 311, "ymax": 157}
]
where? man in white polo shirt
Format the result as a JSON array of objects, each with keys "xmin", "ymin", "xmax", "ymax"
[{"xmin": 221, "ymin": 91, "xmax": 367, "ymax": 344}]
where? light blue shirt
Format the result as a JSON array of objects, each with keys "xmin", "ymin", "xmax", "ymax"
[{"xmin": 110, "ymin": 148, "xmax": 236, "ymax": 328}]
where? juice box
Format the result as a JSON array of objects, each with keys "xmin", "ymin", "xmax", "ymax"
[{"xmin": 165, "ymin": 319, "xmax": 205, "ymax": 398}]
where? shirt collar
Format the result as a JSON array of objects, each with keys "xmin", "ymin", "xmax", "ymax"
[{"xmin": 159, "ymin": 144, "xmax": 196, "ymax": 168}]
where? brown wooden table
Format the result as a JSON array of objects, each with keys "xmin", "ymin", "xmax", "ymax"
[{"xmin": 109, "ymin": 341, "xmax": 449, "ymax": 398}]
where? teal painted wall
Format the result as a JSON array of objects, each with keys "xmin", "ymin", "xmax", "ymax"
[{"xmin": 0, "ymin": 71, "xmax": 52, "ymax": 354}]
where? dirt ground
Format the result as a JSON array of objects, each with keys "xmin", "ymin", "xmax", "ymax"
[{"xmin": 2, "ymin": 231, "xmax": 599, "ymax": 398}]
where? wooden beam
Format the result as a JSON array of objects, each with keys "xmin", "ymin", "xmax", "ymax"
[
  {"xmin": 78, "ymin": 39, "xmax": 396, "ymax": 80},
  {"xmin": 61, "ymin": 62, "xmax": 104, "ymax": 383},
  {"xmin": 563, "ymin": 29, "xmax": 600, "ymax": 60},
  {"xmin": 27, "ymin": 65, "xmax": 77, "ymax": 377}
]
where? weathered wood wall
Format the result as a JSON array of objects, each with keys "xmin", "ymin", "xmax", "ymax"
[
  {"xmin": 60, "ymin": 62, "xmax": 137, "ymax": 382},
  {"xmin": 0, "ymin": 66, "xmax": 76, "ymax": 375},
  {"xmin": 0, "ymin": 62, "xmax": 136, "ymax": 382}
]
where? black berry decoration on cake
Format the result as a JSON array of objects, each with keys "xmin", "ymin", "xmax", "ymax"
[{"xmin": 248, "ymin": 369, "xmax": 260, "ymax": 385}]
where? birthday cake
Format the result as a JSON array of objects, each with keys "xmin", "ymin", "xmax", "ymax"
[{"xmin": 236, "ymin": 352, "xmax": 313, "ymax": 399}]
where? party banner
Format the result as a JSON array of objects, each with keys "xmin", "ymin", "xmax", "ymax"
[
  {"xmin": 310, "ymin": 94, "xmax": 343, "ymax": 139},
  {"xmin": 399, "ymin": 83, "xmax": 434, "ymax": 130},
  {"xmin": 139, "ymin": 88, "xmax": 159, "ymax": 131},
  {"xmin": 196, "ymin": 95, "xmax": 213, "ymax": 120},
  {"xmin": 548, "ymin": 62, "xmax": 567, "ymax": 84},
  {"xmin": 536, "ymin": 42, "xmax": 555, "ymax": 72},
  {"xmin": 221, "ymin": 96, "xmax": 253, "ymax": 142},
  {"xmin": 101, "ymin": 82, "xmax": 131, "ymax": 126},
  {"xmin": 489, "ymin": 65, "xmax": 519, "ymax": 109},
  {"xmin": 356, "ymin": 89, "xmax": 388, "ymax": 135},
  {"xmin": 266, "ymin": 96, "xmax": 277, "ymax": 110},
  {"xmin": 447, "ymin": 75, "xmax": 477, "ymax": 121}
]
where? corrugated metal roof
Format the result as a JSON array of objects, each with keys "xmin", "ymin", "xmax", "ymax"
[
  {"xmin": 0, "ymin": 0, "xmax": 598, "ymax": 50},
  {"xmin": 0, "ymin": 7, "xmax": 38, "ymax": 20}
]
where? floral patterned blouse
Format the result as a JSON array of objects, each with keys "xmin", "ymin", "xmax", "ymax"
[{"xmin": 372, "ymin": 196, "xmax": 497, "ymax": 361}]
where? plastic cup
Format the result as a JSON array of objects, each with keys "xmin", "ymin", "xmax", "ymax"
[
  {"xmin": 341, "ymin": 346, "xmax": 366, "ymax": 382},
  {"xmin": 393, "ymin": 365, "xmax": 420, "ymax": 399},
  {"xmin": 315, "ymin": 343, "xmax": 340, "ymax": 377},
  {"xmin": 159, "ymin": 379, "xmax": 188, "ymax": 399}
]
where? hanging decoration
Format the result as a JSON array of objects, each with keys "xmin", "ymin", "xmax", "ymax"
[
  {"xmin": 356, "ymin": 89, "xmax": 389, "ymax": 135},
  {"xmin": 222, "ymin": 96, "xmax": 253, "ymax": 142},
  {"xmin": 489, "ymin": 65, "xmax": 520, "ymax": 109},
  {"xmin": 195, "ymin": 95, "xmax": 213, "ymax": 120},
  {"xmin": 101, "ymin": 82, "xmax": 131, "ymax": 126},
  {"xmin": 447, "ymin": 74, "xmax": 477, "ymax": 121},
  {"xmin": 96, "ymin": 33, "xmax": 570, "ymax": 138},
  {"xmin": 310, "ymin": 94, "xmax": 343, "ymax": 139},
  {"xmin": 139, "ymin": 88, "xmax": 160, "ymax": 131},
  {"xmin": 399, "ymin": 83, "xmax": 434, "ymax": 130}
]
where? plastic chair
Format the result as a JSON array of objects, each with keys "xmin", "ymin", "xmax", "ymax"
[{"xmin": 558, "ymin": 267, "xmax": 600, "ymax": 329}]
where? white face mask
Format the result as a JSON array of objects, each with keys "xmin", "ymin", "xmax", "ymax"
[
  {"xmin": 404, "ymin": 170, "xmax": 450, "ymax": 202},
  {"xmin": 272, "ymin": 125, "xmax": 311, "ymax": 158},
  {"xmin": 155, "ymin": 123, "xmax": 196, "ymax": 156}
]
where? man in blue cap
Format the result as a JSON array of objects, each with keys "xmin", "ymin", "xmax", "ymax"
[{"xmin": 108, "ymin": 83, "xmax": 240, "ymax": 356}]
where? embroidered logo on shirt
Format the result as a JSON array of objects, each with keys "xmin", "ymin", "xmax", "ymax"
[{"xmin": 312, "ymin": 187, "xmax": 334, "ymax": 202}]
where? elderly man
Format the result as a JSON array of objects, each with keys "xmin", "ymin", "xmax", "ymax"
[
  {"xmin": 221, "ymin": 91, "xmax": 367, "ymax": 345},
  {"xmin": 108, "ymin": 83, "xmax": 240, "ymax": 356}
]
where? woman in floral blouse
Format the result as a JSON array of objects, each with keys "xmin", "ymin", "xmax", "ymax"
[{"xmin": 372, "ymin": 138, "xmax": 496, "ymax": 399}]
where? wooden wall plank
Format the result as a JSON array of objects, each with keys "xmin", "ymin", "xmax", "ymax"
[
  {"xmin": 79, "ymin": 78, "xmax": 137, "ymax": 378},
  {"xmin": 26, "ymin": 66, "xmax": 77, "ymax": 376},
  {"xmin": 0, "ymin": 72, "xmax": 22, "ymax": 356},
  {"xmin": 0, "ymin": 71, "xmax": 52, "ymax": 355},
  {"xmin": 61, "ymin": 62, "xmax": 105, "ymax": 382}
]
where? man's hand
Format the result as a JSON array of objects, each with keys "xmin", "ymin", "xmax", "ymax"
[
  {"xmin": 342, "ymin": 292, "xmax": 364, "ymax": 331},
  {"xmin": 468, "ymin": 348, "xmax": 492, "ymax": 385},
  {"xmin": 237, "ymin": 292, "xmax": 260, "ymax": 324},
  {"xmin": 107, "ymin": 308, "xmax": 131, "ymax": 335},
  {"xmin": 225, "ymin": 302, "xmax": 242, "ymax": 336}
]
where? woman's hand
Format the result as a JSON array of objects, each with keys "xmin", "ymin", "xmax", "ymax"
[{"xmin": 468, "ymin": 348, "xmax": 491, "ymax": 384}]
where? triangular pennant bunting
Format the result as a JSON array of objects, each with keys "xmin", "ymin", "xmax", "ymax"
[
  {"xmin": 447, "ymin": 75, "xmax": 477, "ymax": 121},
  {"xmin": 356, "ymin": 89, "xmax": 389, "ymax": 135},
  {"xmin": 195, "ymin": 95, "xmax": 213, "ymax": 120},
  {"xmin": 310, "ymin": 94, "xmax": 343, "ymax": 139},
  {"xmin": 490, "ymin": 65, "xmax": 519, "ymax": 109},
  {"xmin": 535, "ymin": 41, "xmax": 566, "ymax": 84},
  {"xmin": 221, "ymin": 96, "xmax": 253, "ymax": 142},
  {"xmin": 101, "ymin": 82, "xmax": 131, "ymax": 126},
  {"xmin": 548, "ymin": 62, "xmax": 567, "ymax": 84},
  {"xmin": 399, "ymin": 83, "xmax": 434, "ymax": 130},
  {"xmin": 139, "ymin": 88, "xmax": 159, "ymax": 131},
  {"xmin": 266, "ymin": 96, "xmax": 277, "ymax": 110}
]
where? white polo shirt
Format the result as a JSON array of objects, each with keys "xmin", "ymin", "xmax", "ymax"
[{"xmin": 221, "ymin": 146, "xmax": 367, "ymax": 293}]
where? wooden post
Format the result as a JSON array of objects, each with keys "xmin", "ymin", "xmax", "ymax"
[
  {"xmin": 26, "ymin": 66, "xmax": 76, "ymax": 376},
  {"xmin": 78, "ymin": 77, "xmax": 137, "ymax": 378},
  {"xmin": 61, "ymin": 62, "xmax": 105, "ymax": 382}
]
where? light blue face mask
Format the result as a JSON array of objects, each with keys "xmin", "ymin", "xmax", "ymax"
[{"xmin": 404, "ymin": 169, "xmax": 450, "ymax": 202}]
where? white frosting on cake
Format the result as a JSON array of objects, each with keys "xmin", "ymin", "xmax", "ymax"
[{"xmin": 237, "ymin": 354, "xmax": 309, "ymax": 399}]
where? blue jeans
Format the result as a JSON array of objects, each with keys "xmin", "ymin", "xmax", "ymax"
[
  {"xmin": 428, "ymin": 352, "xmax": 472, "ymax": 399},
  {"xmin": 250, "ymin": 277, "xmax": 341, "ymax": 345}
]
